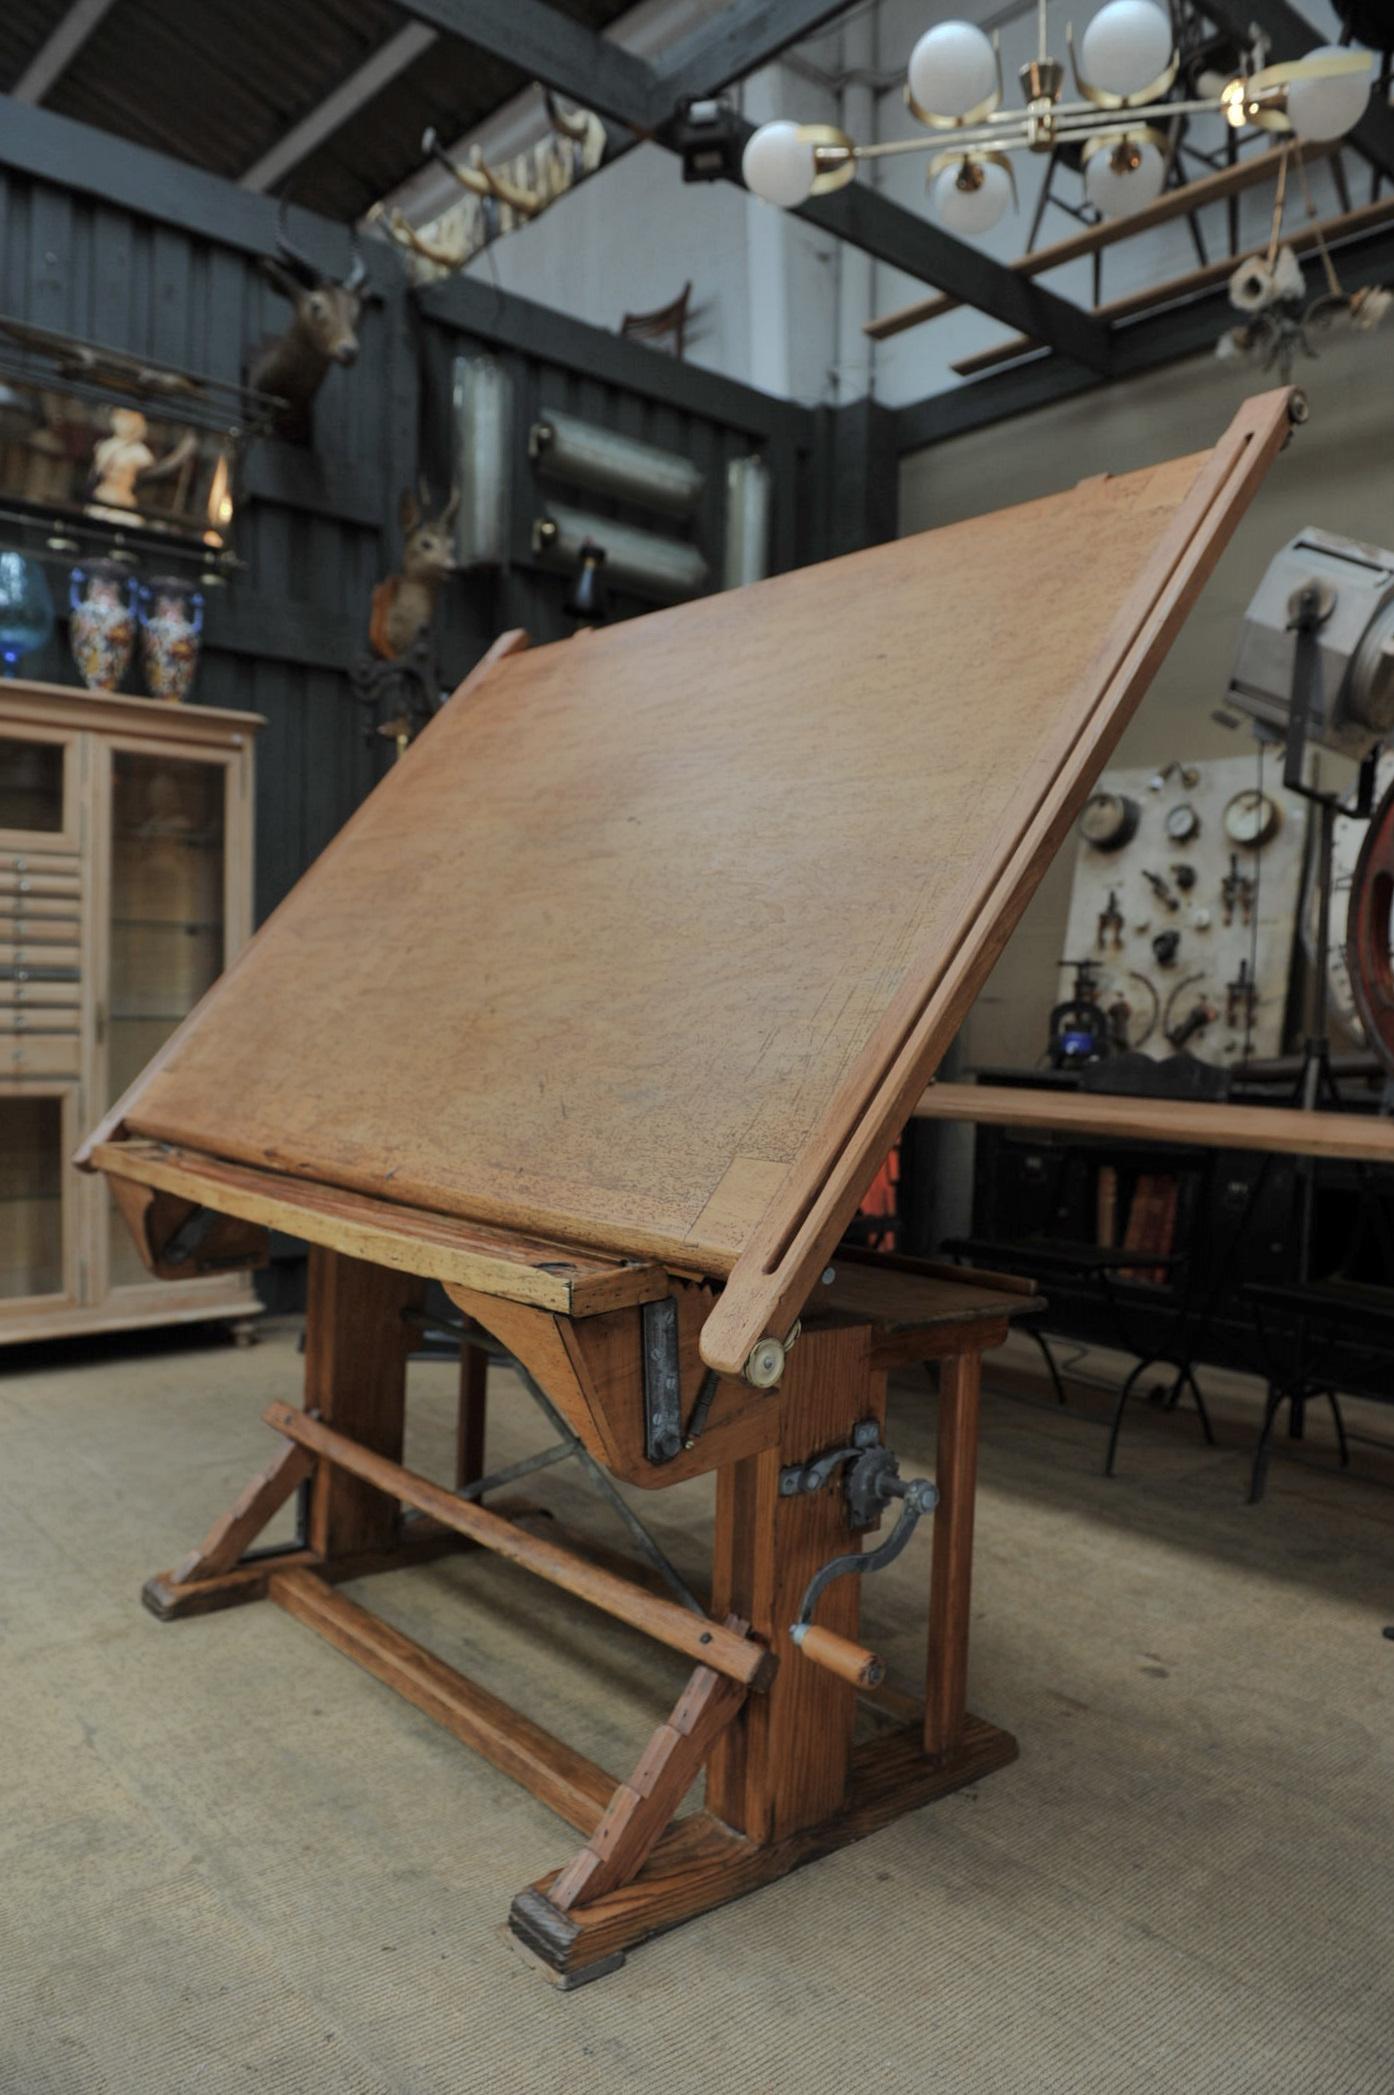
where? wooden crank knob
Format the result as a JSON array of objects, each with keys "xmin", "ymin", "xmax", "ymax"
[{"xmin": 791, "ymin": 1622, "xmax": 885, "ymax": 1689}]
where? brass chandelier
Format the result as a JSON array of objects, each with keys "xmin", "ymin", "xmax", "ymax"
[{"xmin": 741, "ymin": 1, "xmax": 1374, "ymax": 234}]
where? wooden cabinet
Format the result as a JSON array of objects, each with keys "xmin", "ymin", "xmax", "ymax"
[{"xmin": 0, "ymin": 681, "xmax": 261, "ymax": 1343}]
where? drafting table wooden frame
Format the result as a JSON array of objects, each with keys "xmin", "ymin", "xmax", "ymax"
[{"xmin": 79, "ymin": 387, "xmax": 1300, "ymax": 1984}]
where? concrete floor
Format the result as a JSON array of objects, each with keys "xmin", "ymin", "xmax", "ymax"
[{"xmin": 2, "ymin": 1319, "xmax": 1393, "ymax": 2095}]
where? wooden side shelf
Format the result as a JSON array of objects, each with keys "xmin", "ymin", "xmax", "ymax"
[{"xmin": 93, "ymin": 1139, "xmax": 668, "ymax": 1314}]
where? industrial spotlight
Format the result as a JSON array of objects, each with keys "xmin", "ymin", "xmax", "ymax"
[
  {"xmin": 740, "ymin": 3, "xmax": 1373, "ymax": 231},
  {"xmin": 1225, "ymin": 528, "xmax": 1394, "ymax": 762},
  {"xmin": 674, "ymin": 96, "xmax": 745, "ymax": 183}
]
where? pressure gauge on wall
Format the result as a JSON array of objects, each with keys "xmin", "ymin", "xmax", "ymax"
[
  {"xmin": 1078, "ymin": 792, "xmax": 1140, "ymax": 850},
  {"xmin": 1165, "ymin": 802, "xmax": 1200, "ymax": 844},
  {"xmin": 1223, "ymin": 789, "xmax": 1280, "ymax": 848}
]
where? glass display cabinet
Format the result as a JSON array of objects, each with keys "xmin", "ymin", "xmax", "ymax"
[{"xmin": 0, "ymin": 681, "xmax": 260, "ymax": 1342}]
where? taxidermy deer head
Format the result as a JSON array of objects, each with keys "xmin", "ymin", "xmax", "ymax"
[
  {"xmin": 369, "ymin": 482, "xmax": 461, "ymax": 661},
  {"xmin": 248, "ymin": 199, "xmax": 368, "ymax": 442}
]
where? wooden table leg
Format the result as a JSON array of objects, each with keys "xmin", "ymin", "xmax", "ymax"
[
  {"xmin": 707, "ymin": 1324, "xmax": 884, "ymax": 1844},
  {"xmin": 510, "ymin": 1321, "xmax": 1017, "ymax": 1986},
  {"xmin": 456, "ymin": 1329, "xmax": 488, "ymax": 1491},
  {"xmin": 924, "ymin": 1346, "xmax": 982, "ymax": 1763},
  {"xmin": 144, "ymin": 1248, "xmax": 438, "ymax": 1620},
  {"xmin": 305, "ymin": 1247, "xmax": 425, "ymax": 1558}
]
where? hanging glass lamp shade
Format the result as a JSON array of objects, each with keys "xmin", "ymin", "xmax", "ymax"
[{"xmin": 908, "ymin": 21, "xmax": 998, "ymax": 122}]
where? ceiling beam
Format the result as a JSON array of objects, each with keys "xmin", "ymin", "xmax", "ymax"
[
  {"xmin": 1200, "ymin": 0, "xmax": 1394, "ymax": 186},
  {"xmin": 866, "ymin": 140, "xmax": 1338, "ymax": 342},
  {"xmin": 893, "ymin": 215, "xmax": 1394, "ymax": 451},
  {"xmin": 394, "ymin": 0, "xmax": 1112, "ymax": 372},
  {"xmin": 241, "ymin": 23, "xmax": 439, "ymax": 192},
  {"xmin": 11, "ymin": 0, "xmax": 119, "ymax": 104},
  {"xmin": 394, "ymin": 0, "xmax": 667, "ymax": 131},
  {"xmin": 653, "ymin": 1, "xmax": 859, "ymax": 105},
  {"xmin": 798, "ymin": 176, "xmax": 1113, "ymax": 375},
  {"xmin": 949, "ymin": 187, "xmax": 1394, "ymax": 375}
]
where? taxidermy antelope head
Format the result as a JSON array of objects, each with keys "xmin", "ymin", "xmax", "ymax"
[
  {"xmin": 369, "ymin": 482, "xmax": 461, "ymax": 661},
  {"xmin": 248, "ymin": 199, "xmax": 368, "ymax": 442}
]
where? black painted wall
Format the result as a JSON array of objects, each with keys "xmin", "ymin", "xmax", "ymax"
[{"xmin": 0, "ymin": 99, "xmax": 825, "ymax": 928}]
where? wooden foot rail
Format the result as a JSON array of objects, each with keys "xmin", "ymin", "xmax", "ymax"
[
  {"xmin": 262, "ymin": 1401, "xmax": 774, "ymax": 1691},
  {"xmin": 269, "ymin": 1568, "xmax": 617, "ymax": 1833}
]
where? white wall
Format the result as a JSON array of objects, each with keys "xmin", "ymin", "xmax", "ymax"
[{"xmin": 899, "ymin": 327, "xmax": 1394, "ymax": 1072}]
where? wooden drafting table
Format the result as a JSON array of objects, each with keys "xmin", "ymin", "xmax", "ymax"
[
  {"xmin": 913, "ymin": 1083, "xmax": 1394, "ymax": 1162},
  {"xmin": 79, "ymin": 386, "xmax": 1299, "ymax": 1984}
]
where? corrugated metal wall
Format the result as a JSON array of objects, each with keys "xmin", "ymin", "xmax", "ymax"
[{"xmin": 0, "ymin": 151, "xmax": 818, "ymax": 925}]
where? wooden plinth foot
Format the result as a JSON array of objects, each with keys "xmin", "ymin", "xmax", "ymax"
[{"xmin": 509, "ymin": 1713, "xmax": 1018, "ymax": 1983}]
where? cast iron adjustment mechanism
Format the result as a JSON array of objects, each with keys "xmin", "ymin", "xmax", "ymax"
[
  {"xmin": 643, "ymin": 1300, "xmax": 800, "ymax": 1464},
  {"xmin": 781, "ymin": 1422, "xmax": 938, "ymax": 1689}
]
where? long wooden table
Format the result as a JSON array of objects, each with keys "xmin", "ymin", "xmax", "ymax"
[
  {"xmin": 77, "ymin": 389, "xmax": 1299, "ymax": 1983},
  {"xmin": 913, "ymin": 1083, "xmax": 1394, "ymax": 1161}
]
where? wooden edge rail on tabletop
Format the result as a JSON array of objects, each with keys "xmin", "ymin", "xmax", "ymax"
[
  {"xmin": 91, "ymin": 1137, "xmax": 670, "ymax": 1314},
  {"xmin": 697, "ymin": 387, "xmax": 1301, "ymax": 1384}
]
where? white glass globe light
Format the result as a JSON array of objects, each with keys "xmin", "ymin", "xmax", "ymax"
[
  {"xmin": 1285, "ymin": 44, "xmax": 1371, "ymax": 143},
  {"xmin": 1084, "ymin": 138, "xmax": 1166, "ymax": 216},
  {"xmin": 741, "ymin": 121, "xmax": 816, "ymax": 208},
  {"xmin": 932, "ymin": 157, "xmax": 1012, "ymax": 236},
  {"xmin": 908, "ymin": 21, "xmax": 997, "ymax": 120},
  {"xmin": 1080, "ymin": 0, "xmax": 1173, "ymax": 97}
]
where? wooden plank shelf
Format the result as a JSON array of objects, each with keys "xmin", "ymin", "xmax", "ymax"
[{"xmin": 913, "ymin": 1082, "xmax": 1394, "ymax": 1164}]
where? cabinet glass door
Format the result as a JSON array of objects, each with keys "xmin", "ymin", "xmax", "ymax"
[
  {"xmin": 106, "ymin": 749, "xmax": 227, "ymax": 1290},
  {"xmin": 0, "ymin": 730, "xmax": 79, "ymax": 849},
  {"xmin": 0, "ymin": 1089, "xmax": 73, "ymax": 1305}
]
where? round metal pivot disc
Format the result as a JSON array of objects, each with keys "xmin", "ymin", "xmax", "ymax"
[{"xmin": 744, "ymin": 1337, "xmax": 786, "ymax": 1388}]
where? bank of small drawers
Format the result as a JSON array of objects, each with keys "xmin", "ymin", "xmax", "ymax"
[{"xmin": 0, "ymin": 849, "xmax": 82, "ymax": 1079}]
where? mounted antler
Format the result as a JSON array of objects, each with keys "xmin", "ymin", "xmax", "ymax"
[
  {"xmin": 247, "ymin": 197, "xmax": 368, "ymax": 443},
  {"xmin": 270, "ymin": 195, "xmax": 323, "ymax": 287},
  {"xmin": 344, "ymin": 223, "xmax": 368, "ymax": 295},
  {"xmin": 545, "ymin": 91, "xmax": 590, "ymax": 143},
  {"xmin": 421, "ymin": 127, "xmax": 542, "ymax": 218}
]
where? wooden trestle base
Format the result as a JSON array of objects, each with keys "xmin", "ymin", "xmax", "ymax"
[
  {"xmin": 135, "ymin": 1243, "xmax": 1036, "ymax": 1984},
  {"xmin": 510, "ymin": 1716, "xmax": 1019, "ymax": 1987}
]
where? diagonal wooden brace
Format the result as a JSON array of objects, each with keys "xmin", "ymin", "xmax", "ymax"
[
  {"xmin": 548, "ymin": 1619, "xmax": 750, "ymax": 1912},
  {"xmin": 173, "ymin": 1439, "xmax": 316, "ymax": 1585}
]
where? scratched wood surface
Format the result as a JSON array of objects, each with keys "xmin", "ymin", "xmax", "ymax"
[{"xmin": 90, "ymin": 396, "xmax": 1296, "ymax": 1352}]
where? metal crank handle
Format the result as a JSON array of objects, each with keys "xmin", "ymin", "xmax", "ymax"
[{"xmin": 789, "ymin": 1478, "xmax": 938, "ymax": 1692}]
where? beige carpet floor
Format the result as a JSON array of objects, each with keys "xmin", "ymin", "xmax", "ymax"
[{"xmin": 2, "ymin": 1319, "xmax": 1392, "ymax": 2095}]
